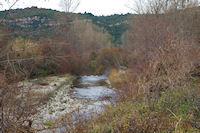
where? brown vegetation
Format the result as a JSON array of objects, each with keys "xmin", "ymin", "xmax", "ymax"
[
  {"xmin": 0, "ymin": 0, "xmax": 199, "ymax": 132},
  {"xmin": 0, "ymin": 11, "xmax": 111, "ymax": 132},
  {"xmin": 72, "ymin": 0, "xmax": 200, "ymax": 132}
]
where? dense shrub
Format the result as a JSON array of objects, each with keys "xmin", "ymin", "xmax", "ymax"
[
  {"xmin": 30, "ymin": 60, "xmax": 57, "ymax": 78},
  {"xmin": 97, "ymin": 47, "xmax": 127, "ymax": 73}
]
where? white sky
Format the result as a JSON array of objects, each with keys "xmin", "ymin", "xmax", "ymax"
[{"xmin": 1, "ymin": 0, "xmax": 133, "ymax": 16}]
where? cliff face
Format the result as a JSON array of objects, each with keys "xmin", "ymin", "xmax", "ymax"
[
  {"xmin": 0, "ymin": 7, "xmax": 59, "ymax": 29},
  {"xmin": 2, "ymin": 16, "xmax": 50, "ymax": 28}
]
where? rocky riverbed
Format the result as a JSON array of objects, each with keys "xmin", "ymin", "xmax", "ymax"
[{"xmin": 19, "ymin": 74, "xmax": 116, "ymax": 132}]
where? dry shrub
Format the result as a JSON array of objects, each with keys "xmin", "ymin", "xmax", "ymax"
[
  {"xmin": 144, "ymin": 42, "xmax": 190, "ymax": 91},
  {"xmin": 0, "ymin": 80, "xmax": 36, "ymax": 132},
  {"xmin": 108, "ymin": 69, "xmax": 124, "ymax": 86},
  {"xmin": 97, "ymin": 47, "xmax": 127, "ymax": 72},
  {"xmin": 110, "ymin": 11, "xmax": 200, "ymax": 131},
  {"xmin": 114, "ymin": 111, "xmax": 177, "ymax": 133},
  {"xmin": 125, "ymin": 38, "xmax": 199, "ymax": 108},
  {"xmin": 108, "ymin": 69, "xmax": 145, "ymax": 99},
  {"xmin": 55, "ymin": 53, "xmax": 88, "ymax": 75},
  {"xmin": 123, "ymin": 12, "xmax": 200, "ymax": 101},
  {"xmin": 143, "ymin": 40, "xmax": 200, "ymax": 108}
]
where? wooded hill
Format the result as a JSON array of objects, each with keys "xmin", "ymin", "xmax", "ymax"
[{"xmin": 0, "ymin": 7, "xmax": 132, "ymax": 45}]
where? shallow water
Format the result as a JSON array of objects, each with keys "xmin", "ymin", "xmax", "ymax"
[
  {"xmin": 71, "ymin": 75, "xmax": 116, "ymax": 111},
  {"xmin": 39, "ymin": 75, "xmax": 116, "ymax": 133},
  {"xmin": 73, "ymin": 86, "xmax": 113, "ymax": 100}
]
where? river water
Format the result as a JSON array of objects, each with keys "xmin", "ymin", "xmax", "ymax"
[
  {"xmin": 39, "ymin": 75, "xmax": 116, "ymax": 133},
  {"xmin": 71, "ymin": 75, "xmax": 115, "ymax": 112}
]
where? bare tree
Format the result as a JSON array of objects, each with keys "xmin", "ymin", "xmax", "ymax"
[
  {"xmin": 126, "ymin": 0, "xmax": 199, "ymax": 14},
  {"xmin": 59, "ymin": 0, "xmax": 80, "ymax": 13}
]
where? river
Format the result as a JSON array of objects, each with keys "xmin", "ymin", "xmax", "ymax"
[{"xmin": 39, "ymin": 75, "xmax": 116, "ymax": 133}]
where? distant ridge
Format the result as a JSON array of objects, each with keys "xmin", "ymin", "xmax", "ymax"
[{"xmin": 0, "ymin": 7, "xmax": 133, "ymax": 44}]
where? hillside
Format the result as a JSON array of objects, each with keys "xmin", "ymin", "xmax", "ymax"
[
  {"xmin": 78, "ymin": 13, "xmax": 132, "ymax": 44},
  {"xmin": 0, "ymin": 7, "xmax": 132, "ymax": 44}
]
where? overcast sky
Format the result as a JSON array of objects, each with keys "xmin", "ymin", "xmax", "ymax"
[{"xmin": 1, "ymin": 0, "xmax": 133, "ymax": 16}]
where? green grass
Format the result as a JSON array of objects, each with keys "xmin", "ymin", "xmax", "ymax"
[{"xmin": 43, "ymin": 122, "xmax": 52, "ymax": 126}]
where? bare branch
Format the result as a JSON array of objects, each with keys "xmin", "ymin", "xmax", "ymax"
[
  {"xmin": 126, "ymin": 0, "xmax": 200, "ymax": 14},
  {"xmin": 59, "ymin": 0, "xmax": 80, "ymax": 13}
]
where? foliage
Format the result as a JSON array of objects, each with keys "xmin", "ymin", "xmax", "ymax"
[
  {"xmin": 97, "ymin": 47, "xmax": 127, "ymax": 72},
  {"xmin": 10, "ymin": 37, "xmax": 40, "ymax": 58},
  {"xmin": 0, "ymin": 6, "xmax": 59, "ymax": 19},
  {"xmin": 43, "ymin": 122, "xmax": 52, "ymax": 126},
  {"xmin": 0, "ymin": 78, "xmax": 38, "ymax": 132},
  {"xmin": 108, "ymin": 69, "xmax": 126, "ymax": 89},
  {"xmin": 30, "ymin": 60, "xmax": 57, "ymax": 78}
]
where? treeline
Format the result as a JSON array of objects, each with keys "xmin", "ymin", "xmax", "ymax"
[
  {"xmin": 0, "ymin": 6, "xmax": 59, "ymax": 19},
  {"xmin": 0, "ymin": 15, "xmax": 113, "ymax": 82}
]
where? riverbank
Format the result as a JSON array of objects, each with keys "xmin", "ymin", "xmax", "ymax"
[
  {"xmin": 17, "ymin": 74, "xmax": 83, "ymax": 131},
  {"xmin": 17, "ymin": 74, "xmax": 116, "ymax": 132},
  {"xmin": 73, "ymin": 69, "xmax": 200, "ymax": 133},
  {"xmin": 31, "ymin": 80, "xmax": 83, "ymax": 130}
]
